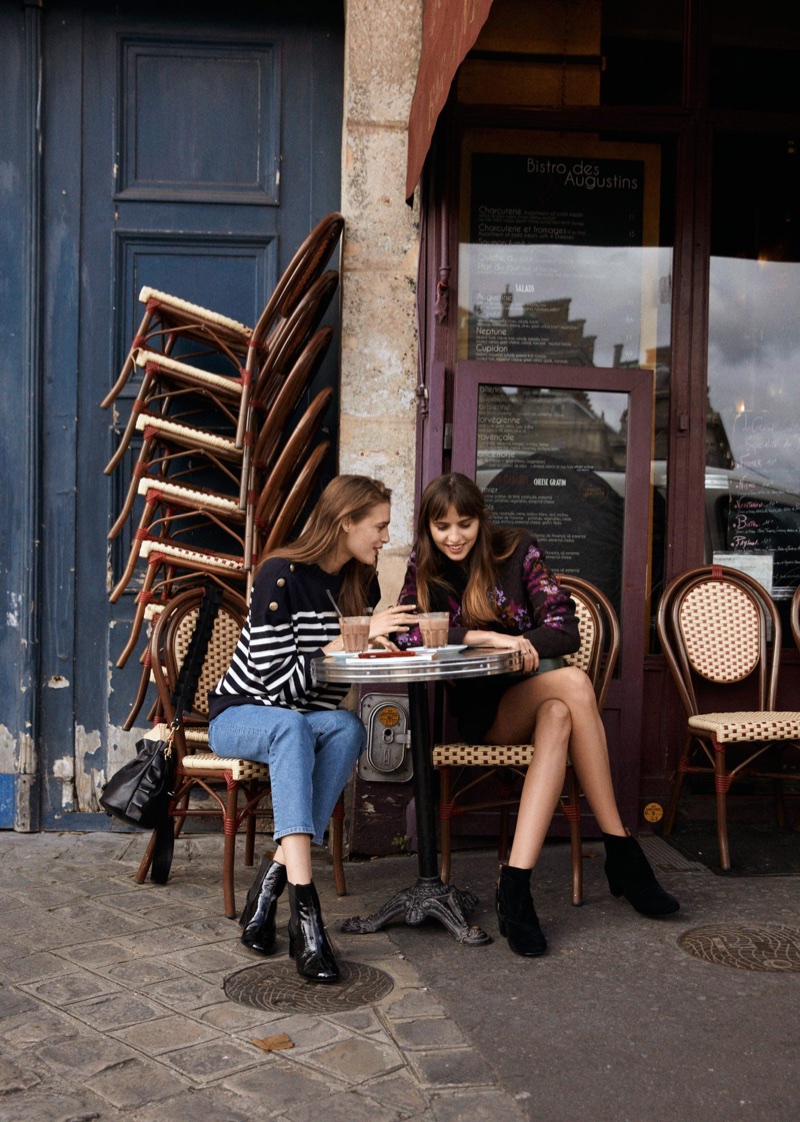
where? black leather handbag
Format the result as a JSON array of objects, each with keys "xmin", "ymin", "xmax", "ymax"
[
  {"xmin": 100, "ymin": 582, "xmax": 223, "ymax": 882},
  {"xmin": 99, "ymin": 729, "xmax": 175, "ymax": 829}
]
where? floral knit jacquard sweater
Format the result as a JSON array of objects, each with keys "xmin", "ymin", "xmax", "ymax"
[
  {"xmin": 395, "ymin": 532, "xmax": 580, "ymax": 740},
  {"xmin": 396, "ymin": 532, "xmax": 580, "ymax": 656}
]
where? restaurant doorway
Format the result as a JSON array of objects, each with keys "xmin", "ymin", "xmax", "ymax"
[{"xmin": 451, "ymin": 362, "xmax": 654, "ymax": 831}]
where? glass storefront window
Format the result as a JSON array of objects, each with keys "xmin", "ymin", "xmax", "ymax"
[
  {"xmin": 457, "ymin": 129, "xmax": 675, "ymax": 643},
  {"xmin": 706, "ymin": 134, "xmax": 800, "ymax": 601},
  {"xmin": 457, "ymin": 131, "xmax": 672, "ymax": 369},
  {"xmin": 711, "ymin": 1, "xmax": 800, "ymax": 112},
  {"xmin": 601, "ymin": 0, "xmax": 683, "ymax": 107}
]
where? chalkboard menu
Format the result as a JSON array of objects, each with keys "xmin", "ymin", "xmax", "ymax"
[
  {"xmin": 458, "ymin": 134, "xmax": 661, "ymax": 365},
  {"xmin": 725, "ymin": 409, "xmax": 800, "ymax": 595},
  {"xmin": 476, "ymin": 383, "xmax": 628, "ymax": 614}
]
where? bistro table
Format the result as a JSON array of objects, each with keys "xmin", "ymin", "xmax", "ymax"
[{"xmin": 312, "ymin": 646, "xmax": 522, "ymax": 945}]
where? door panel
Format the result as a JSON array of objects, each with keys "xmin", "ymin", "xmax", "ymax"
[
  {"xmin": 38, "ymin": 1, "xmax": 342, "ymax": 826},
  {"xmin": 452, "ymin": 360, "xmax": 654, "ymax": 830}
]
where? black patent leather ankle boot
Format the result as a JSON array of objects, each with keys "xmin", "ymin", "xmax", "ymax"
[
  {"xmin": 288, "ymin": 881, "xmax": 340, "ymax": 983},
  {"xmin": 496, "ymin": 864, "xmax": 547, "ymax": 957},
  {"xmin": 602, "ymin": 833, "xmax": 680, "ymax": 917},
  {"xmin": 239, "ymin": 856, "xmax": 288, "ymax": 954}
]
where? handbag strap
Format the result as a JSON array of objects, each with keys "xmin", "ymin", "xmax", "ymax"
[
  {"xmin": 170, "ymin": 581, "xmax": 224, "ymax": 727},
  {"xmin": 150, "ymin": 582, "xmax": 223, "ymax": 887}
]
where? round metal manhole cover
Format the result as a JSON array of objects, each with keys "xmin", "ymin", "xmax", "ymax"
[
  {"xmin": 223, "ymin": 960, "xmax": 394, "ymax": 1011},
  {"xmin": 678, "ymin": 924, "xmax": 800, "ymax": 972}
]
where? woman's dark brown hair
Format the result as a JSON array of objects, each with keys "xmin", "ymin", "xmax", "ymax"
[
  {"xmin": 414, "ymin": 473, "xmax": 521, "ymax": 625},
  {"xmin": 258, "ymin": 475, "xmax": 391, "ymax": 615}
]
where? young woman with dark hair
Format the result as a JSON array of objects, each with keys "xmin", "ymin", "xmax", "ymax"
[
  {"xmin": 396, "ymin": 473, "xmax": 679, "ymax": 958},
  {"xmin": 209, "ymin": 475, "xmax": 417, "ymax": 982}
]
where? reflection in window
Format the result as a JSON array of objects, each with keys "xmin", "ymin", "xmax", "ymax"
[{"xmin": 706, "ymin": 135, "xmax": 800, "ymax": 600}]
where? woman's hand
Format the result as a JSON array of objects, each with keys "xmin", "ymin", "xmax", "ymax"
[
  {"xmin": 368, "ymin": 603, "xmax": 418, "ymax": 644},
  {"xmin": 463, "ymin": 630, "xmax": 539, "ymax": 674}
]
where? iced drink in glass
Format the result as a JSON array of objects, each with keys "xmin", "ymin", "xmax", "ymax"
[
  {"xmin": 418, "ymin": 612, "xmax": 450, "ymax": 648},
  {"xmin": 340, "ymin": 616, "xmax": 371, "ymax": 652}
]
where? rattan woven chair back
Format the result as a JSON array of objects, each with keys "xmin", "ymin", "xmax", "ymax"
[{"xmin": 659, "ymin": 565, "xmax": 777, "ymax": 718}]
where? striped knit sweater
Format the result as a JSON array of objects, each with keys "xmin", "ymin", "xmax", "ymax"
[{"xmin": 208, "ymin": 558, "xmax": 380, "ymax": 718}]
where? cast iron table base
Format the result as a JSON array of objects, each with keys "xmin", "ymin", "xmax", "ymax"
[{"xmin": 341, "ymin": 875, "xmax": 491, "ymax": 946}]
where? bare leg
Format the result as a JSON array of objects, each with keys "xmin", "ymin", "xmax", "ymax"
[
  {"xmin": 485, "ymin": 667, "xmax": 626, "ymax": 869},
  {"xmin": 485, "ymin": 695, "xmax": 571, "ymax": 868},
  {"xmin": 277, "ymin": 834, "xmax": 312, "ymax": 884}
]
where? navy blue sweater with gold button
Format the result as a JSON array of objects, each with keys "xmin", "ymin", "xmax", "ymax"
[{"xmin": 208, "ymin": 558, "xmax": 380, "ymax": 718}]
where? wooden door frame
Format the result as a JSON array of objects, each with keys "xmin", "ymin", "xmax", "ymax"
[{"xmin": 451, "ymin": 360, "xmax": 654, "ymax": 830}]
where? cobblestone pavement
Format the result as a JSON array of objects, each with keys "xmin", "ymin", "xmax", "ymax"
[
  {"xmin": 0, "ymin": 829, "xmax": 798, "ymax": 1122},
  {"xmin": 0, "ymin": 831, "xmax": 531, "ymax": 1122}
]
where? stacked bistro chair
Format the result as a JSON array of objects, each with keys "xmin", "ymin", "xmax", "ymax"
[
  {"xmin": 657, "ymin": 564, "xmax": 800, "ymax": 870},
  {"xmin": 433, "ymin": 575, "xmax": 620, "ymax": 906},
  {"xmin": 103, "ymin": 216, "xmax": 346, "ymax": 903},
  {"xmin": 135, "ymin": 585, "xmax": 346, "ymax": 917},
  {"xmin": 104, "ymin": 216, "xmax": 344, "ymax": 676},
  {"xmin": 101, "ymin": 211, "xmax": 345, "ymax": 418}
]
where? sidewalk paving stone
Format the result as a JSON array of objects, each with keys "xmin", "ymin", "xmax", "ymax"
[
  {"xmin": 111, "ymin": 1012, "xmax": 222, "ymax": 1054},
  {"xmin": 35, "ymin": 1032, "xmax": 139, "ymax": 1078},
  {"xmin": 294, "ymin": 1034, "xmax": 405, "ymax": 1083},
  {"xmin": 159, "ymin": 1036, "xmax": 265, "ymax": 1081},
  {"xmin": 84, "ymin": 1056, "xmax": 189, "ymax": 1109},
  {"xmin": 408, "ymin": 1046, "xmax": 498, "ymax": 1088},
  {"xmin": 388, "ymin": 1016, "xmax": 471, "ymax": 1050},
  {"xmin": 281, "ymin": 1088, "xmax": 407, "ymax": 1122}
]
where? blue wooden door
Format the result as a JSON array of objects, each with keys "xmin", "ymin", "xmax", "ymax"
[{"xmin": 37, "ymin": 2, "xmax": 343, "ymax": 827}]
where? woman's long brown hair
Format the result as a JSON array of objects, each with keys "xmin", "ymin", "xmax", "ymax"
[
  {"xmin": 414, "ymin": 473, "xmax": 521, "ymax": 625},
  {"xmin": 256, "ymin": 475, "xmax": 391, "ymax": 615}
]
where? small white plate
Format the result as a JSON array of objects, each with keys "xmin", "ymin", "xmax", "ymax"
[
  {"xmin": 417, "ymin": 644, "xmax": 468, "ymax": 655},
  {"xmin": 328, "ymin": 649, "xmax": 436, "ymax": 662}
]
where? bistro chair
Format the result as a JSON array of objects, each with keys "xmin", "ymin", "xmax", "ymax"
[
  {"xmin": 102, "ymin": 211, "xmax": 344, "ymax": 412},
  {"xmin": 134, "ymin": 584, "xmax": 347, "ymax": 916},
  {"xmin": 657, "ymin": 564, "xmax": 800, "ymax": 870},
  {"xmin": 433, "ymin": 575, "xmax": 620, "ymax": 906}
]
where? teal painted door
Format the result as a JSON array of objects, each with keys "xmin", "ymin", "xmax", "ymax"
[{"xmin": 37, "ymin": 1, "xmax": 342, "ymax": 827}]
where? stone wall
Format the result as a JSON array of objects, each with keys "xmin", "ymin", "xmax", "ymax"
[{"xmin": 340, "ymin": 0, "xmax": 423, "ymax": 602}]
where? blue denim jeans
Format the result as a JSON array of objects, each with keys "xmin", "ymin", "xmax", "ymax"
[{"xmin": 208, "ymin": 705, "xmax": 366, "ymax": 845}]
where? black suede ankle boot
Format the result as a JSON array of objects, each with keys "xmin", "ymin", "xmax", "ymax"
[
  {"xmin": 602, "ymin": 833, "xmax": 680, "ymax": 917},
  {"xmin": 239, "ymin": 856, "xmax": 287, "ymax": 954},
  {"xmin": 496, "ymin": 864, "xmax": 547, "ymax": 957},
  {"xmin": 287, "ymin": 881, "xmax": 340, "ymax": 983}
]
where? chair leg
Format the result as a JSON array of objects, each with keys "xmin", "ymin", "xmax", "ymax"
[
  {"xmin": 663, "ymin": 734, "xmax": 692, "ymax": 835},
  {"xmin": 713, "ymin": 739, "xmax": 732, "ymax": 871},
  {"xmin": 564, "ymin": 764, "xmax": 584, "ymax": 906},
  {"xmin": 438, "ymin": 766, "xmax": 453, "ymax": 884},
  {"xmin": 498, "ymin": 800, "xmax": 511, "ymax": 865},
  {"xmin": 134, "ymin": 828, "xmax": 158, "ymax": 884},
  {"xmin": 122, "ymin": 651, "xmax": 153, "ymax": 731},
  {"xmin": 244, "ymin": 794, "xmax": 257, "ymax": 866},
  {"xmin": 115, "ymin": 559, "xmax": 160, "ymax": 669},
  {"xmin": 101, "ymin": 306, "xmax": 154, "ymax": 409},
  {"xmin": 330, "ymin": 792, "xmax": 347, "ymax": 897},
  {"xmin": 223, "ymin": 774, "xmax": 239, "ymax": 919},
  {"xmin": 773, "ymin": 778, "xmax": 786, "ymax": 829}
]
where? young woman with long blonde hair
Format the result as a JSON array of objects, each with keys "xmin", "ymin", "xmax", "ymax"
[{"xmin": 209, "ymin": 475, "xmax": 417, "ymax": 982}]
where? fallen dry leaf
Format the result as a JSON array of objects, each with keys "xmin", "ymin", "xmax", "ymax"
[{"xmin": 250, "ymin": 1033, "xmax": 294, "ymax": 1053}]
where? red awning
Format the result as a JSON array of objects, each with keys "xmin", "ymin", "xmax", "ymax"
[{"xmin": 406, "ymin": 0, "xmax": 495, "ymax": 200}]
